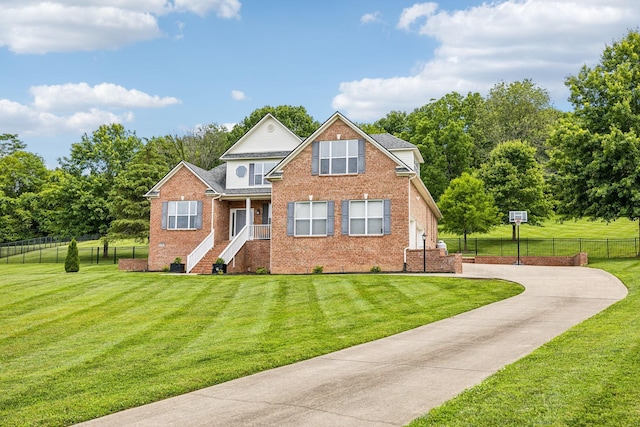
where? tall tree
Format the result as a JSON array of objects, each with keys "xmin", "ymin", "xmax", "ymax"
[
  {"xmin": 58, "ymin": 124, "xmax": 142, "ymax": 254},
  {"xmin": 549, "ymin": 30, "xmax": 640, "ymax": 238},
  {"xmin": 479, "ymin": 79, "xmax": 560, "ymax": 162},
  {"xmin": 108, "ymin": 142, "xmax": 172, "ymax": 241},
  {"xmin": 228, "ymin": 105, "xmax": 319, "ymax": 143},
  {"xmin": 161, "ymin": 123, "xmax": 231, "ymax": 170},
  {"xmin": 0, "ymin": 134, "xmax": 26, "ymax": 157},
  {"xmin": 478, "ymin": 140, "xmax": 553, "ymax": 239},
  {"xmin": 438, "ymin": 172, "xmax": 501, "ymax": 250},
  {"xmin": 399, "ymin": 92, "xmax": 484, "ymax": 200},
  {"xmin": 0, "ymin": 150, "xmax": 49, "ymax": 242}
]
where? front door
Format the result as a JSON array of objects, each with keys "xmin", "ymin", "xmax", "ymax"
[{"xmin": 230, "ymin": 208, "xmax": 253, "ymax": 239}]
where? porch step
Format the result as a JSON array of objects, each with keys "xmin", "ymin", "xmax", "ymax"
[{"xmin": 191, "ymin": 241, "xmax": 230, "ymax": 274}]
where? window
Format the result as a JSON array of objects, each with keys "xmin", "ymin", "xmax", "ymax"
[
  {"xmin": 163, "ymin": 201, "xmax": 202, "ymax": 230},
  {"xmin": 295, "ymin": 201, "xmax": 327, "ymax": 236},
  {"xmin": 349, "ymin": 200, "xmax": 384, "ymax": 235},
  {"xmin": 287, "ymin": 201, "xmax": 334, "ymax": 236},
  {"xmin": 342, "ymin": 199, "xmax": 391, "ymax": 236},
  {"xmin": 249, "ymin": 162, "xmax": 276, "ymax": 186},
  {"xmin": 319, "ymin": 140, "xmax": 359, "ymax": 174}
]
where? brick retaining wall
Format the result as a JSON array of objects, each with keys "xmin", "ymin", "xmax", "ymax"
[
  {"xmin": 468, "ymin": 252, "xmax": 588, "ymax": 266},
  {"xmin": 405, "ymin": 248, "xmax": 462, "ymax": 273},
  {"xmin": 118, "ymin": 258, "xmax": 149, "ymax": 272}
]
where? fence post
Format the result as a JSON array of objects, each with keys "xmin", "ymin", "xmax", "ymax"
[
  {"xmin": 133, "ymin": 246, "xmax": 136, "ymax": 259},
  {"xmin": 113, "ymin": 248, "xmax": 117, "ymax": 264}
]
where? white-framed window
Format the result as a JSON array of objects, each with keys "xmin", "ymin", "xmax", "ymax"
[
  {"xmin": 250, "ymin": 162, "xmax": 276, "ymax": 186},
  {"xmin": 320, "ymin": 139, "xmax": 359, "ymax": 175},
  {"xmin": 295, "ymin": 201, "xmax": 328, "ymax": 236},
  {"xmin": 349, "ymin": 200, "xmax": 384, "ymax": 235},
  {"xmin": 168, "ymin": 201, "xmax": 199, "ymax": 229}
]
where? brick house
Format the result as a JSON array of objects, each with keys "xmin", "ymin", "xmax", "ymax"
[{"xmin": 145, "ymin": 112, "xmax": 445, "ymax": 274}]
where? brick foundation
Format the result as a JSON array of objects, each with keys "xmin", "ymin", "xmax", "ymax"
[
  {"xmin": 226, "ymin": 240, "xmax": 271, "ymax": 273},
  {"xmin": 118, "ymin": 258, "xmax": 149, "ymax": 272}
]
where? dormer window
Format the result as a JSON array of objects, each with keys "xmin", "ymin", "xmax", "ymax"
[{"xmin": 249, "ymin": 162, "xmax": 276, "ymax": 186}]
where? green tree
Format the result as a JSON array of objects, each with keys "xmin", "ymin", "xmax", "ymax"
[
  {"xmin": 438, "ymin": 172, "xmax": 501, "ymax": 250},
  {"xmin": 228, "ymin": 105, "xmax": 319, "ymax": 143},
  {"xmin": 479, "ymin": 79, "xmax": 561, "ymax": 162},
  {"xmin": 108, "ymin": 142, "xmax": 172, "ymax": 241},
  {"xmin": 0, "ymin": 150, "xmax": 49, "ymax": 242},
  {"xmin": 399, "ymin": 92, "xmax": 484, "ymax": 200},
  {"xmin": 549, "ymin": 30, "xmax": 640, "ymax": 238},
  {"xmin": 161, "ymin": 123, "xmax": 231, "ymax": 170},
  {"xmin": 58, "ymin": 124, "xmax": 143, "ymax": 255},
  {"xmin": 64, "ymin": 238, "xmax": 80, "ymax": 273},
  {"xmin": 478, "ymin": 140, "xmax": 553, "ymax": 239},
  {"xmin": 0, "ymin": 133, "xmax": 26, "ymax": 157}
]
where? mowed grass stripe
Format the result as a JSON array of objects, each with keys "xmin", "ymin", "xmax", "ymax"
[
  {"xmin": 409, "ymin": 258, "xmax": 640, "ymax": 426},
  {"xmin": 0, "ymin": 266, "xmax": 520, "ymax": 426}
]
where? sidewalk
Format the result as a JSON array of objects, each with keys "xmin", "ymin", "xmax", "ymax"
[{"xmin": 76, "ymin": 264, "xmax": 627, "ymax": 427}]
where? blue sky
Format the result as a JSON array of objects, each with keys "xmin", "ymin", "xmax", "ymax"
[{"xmin": 1, "ymin": 0, "xmax": 639, "ymax": 166}]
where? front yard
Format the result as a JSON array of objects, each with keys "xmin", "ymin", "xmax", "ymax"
[{"xmin": 0, "ymin": 265, "xmax": 518, "ymax": 426}]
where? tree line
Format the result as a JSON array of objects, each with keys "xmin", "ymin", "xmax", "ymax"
[{"xmin": 2, "ymin": 31, "xmax": 640, "ymax": 249}]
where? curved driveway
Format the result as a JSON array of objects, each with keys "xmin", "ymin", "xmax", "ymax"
[{"xmin": 77, "ymin": 264, "xmax": 627, "ymax": 427}]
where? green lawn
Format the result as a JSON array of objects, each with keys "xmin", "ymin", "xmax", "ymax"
[
  {"xmin": 0, "ymin": 265, "xmax": 520, "ymax": 426},
  {"xmin": 439, "ymin": 215, "xmax": 639, "ymax": 239},
  {"xmin": 409, "ymin": 258, "xmax": 640, "ymax": 426}
]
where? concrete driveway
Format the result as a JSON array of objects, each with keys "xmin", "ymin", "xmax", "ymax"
[{"xmin": 76, "ymin": 264, "xmax": 627, "ymax": 427}]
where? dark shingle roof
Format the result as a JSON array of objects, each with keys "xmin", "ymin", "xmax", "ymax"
[{"xmin": 370, "ymin": 133, "xmax": 416, "ymax": 150}]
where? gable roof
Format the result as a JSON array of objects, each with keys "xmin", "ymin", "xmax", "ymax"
[
  {"xmin": 266, "ymin": 112, "xmax": 413, "ymax": 178},
  {"xmin": 370, "ymin": 133, "xmax": 424, "ymax": 163},
  {"xmin": 220, "ymin": 113, "xmax": 302, "ymax": 160},
  {"xmin": 144, "ymin": 161, "xmax": 224, "ymax": 198}
]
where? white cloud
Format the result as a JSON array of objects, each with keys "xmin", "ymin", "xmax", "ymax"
[
  {"xmin": 397, "ymin": 2, "xmax": 438, "ymax": 30},
  {"xmin": 0, "ymin": 83, "xmax": 179, "ymax": 137},
  {"xmin": 231, "ymin": 90, "xmax": 246, "ymax": 101},
  {"xmin": 31, "ymin": 83, "xmax": 181, "ymax": 112},
  {"xmin": 361, "ymin": 11, "xmax": 382, "ymax": 24},
  {"xmin": 0, "ymin": 0, "xmax": 241, "ymax": 54},
  {"xmin": 333, "ymin": 0, "xmax": 640, "ymax": 121}
]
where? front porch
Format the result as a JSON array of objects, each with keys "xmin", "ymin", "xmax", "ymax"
[{"xmin": 188, "ymin": 224, "xmax": 272, "ymax": 274}]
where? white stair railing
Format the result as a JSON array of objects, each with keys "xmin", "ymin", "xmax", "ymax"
[
  {"xmin": 218, "ymin": 225, "xmax": 250, "ymax": 265},
  {"xmin": 187, "ymin": 231, "xmax": 214, "ymax": 273},
  {"xmin": 218, "ymin": 225, "xmax": 271, "ymax": 265}
]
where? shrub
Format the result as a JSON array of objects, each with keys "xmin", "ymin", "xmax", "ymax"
[
  {"xmin": 370, "ymin": 265, "xmax": 381, "ymax": 273},
  {"xmin": 64, "ymin": 239, "xmax": 80, "ymax": 273},
  {"xmin": 173, "ymin": 257, "xmax": 183, "ymax": 264},
  {"xmin": 255, "ymin": 267, "xmax": 268, "ymax": 275},
  {"xmin": 312, "ymin": 265, "xmax": 323, "ymax": 274},
  {"xmin": 215, "ymin": 257, "xmax": 225, "ymax": 265}
]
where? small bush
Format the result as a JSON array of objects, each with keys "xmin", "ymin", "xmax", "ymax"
[
  {"xmin": 255, "ymin": 267, "xmax": 268, "ymax": 275},
  {"xmin": 161, "ymin": 265, "xmax": 170, "ymax": 272},
  {"xmin": 370, "ymin": 265, "xmax": 381, "ymax": 273},
  {"xmin": 64, "ymin": 238, "xmax": 80, "ymax": 273},
  {"xmin": 312, "ymin": 265, "xmax": 323, "ymax": 274},
  {"xmin": 173, "ymin": 257, "xmax": 183, "ymax": 264},
  {"xmin": 215, "ymin": 257, "xmax": 225, "ymax": 265}
]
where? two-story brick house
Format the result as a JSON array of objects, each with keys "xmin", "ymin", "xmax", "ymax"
[{"xmin": 145, "ymin": 112, "xmax": 445, "ymax": 274}]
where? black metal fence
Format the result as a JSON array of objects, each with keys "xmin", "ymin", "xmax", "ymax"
[
  {"xmin": 442, "ymin": 237, "xmax": 639, "ymax": 258},
  {"xmin": 2, "ymin": 245, "xmax": 148, "ymax": 265},
  {"xmin": 0, "ymin": 235, "xmax": 100, "ymax": 259}
]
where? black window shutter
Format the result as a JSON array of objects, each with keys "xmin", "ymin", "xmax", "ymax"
[
  {"xmin": 383, "ymin": 199, "xmax": 391, "ymax": 235},
  {"xmin": 195, "ymin": 201, "xmax": 203, "ymax": 229},
  {"xmin": 249, "ymin": 163, "xmax": 255, "ymax": 186},
  {"xmin": 161, "ymin": 202, "xmax": 168, "ymax": 229},
  {"xmin": 327, "ymin": 201, "xmax": 334, "ymax": 236},
  {"xmin": 287, "ymin": 202, "xmax": 295, "ymax": 236},
  {"xmin": 341, "ymin": 200, "xmax": 349, "ymax": 235},
  {"xmin": 358, "ymin": 139, "xmax": 365, "ymax": 174},
  {"xmin": 311, "ymin": 142, "xmax": 319, "ymax": 175}
]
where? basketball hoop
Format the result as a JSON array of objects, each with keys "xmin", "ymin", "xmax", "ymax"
[{"xmin": 515, "ymin": 219, "xmax": 522, "ymax": 226}]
